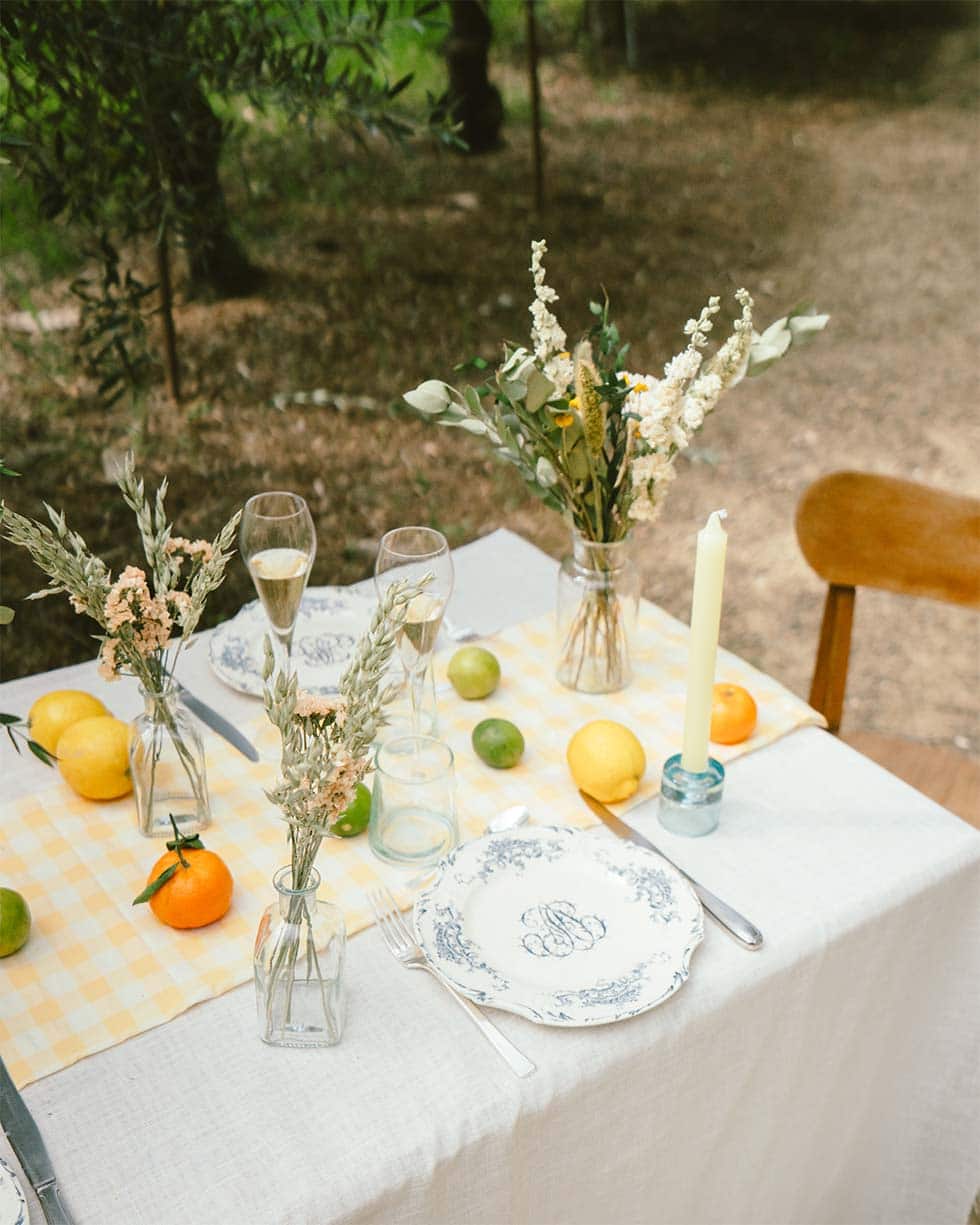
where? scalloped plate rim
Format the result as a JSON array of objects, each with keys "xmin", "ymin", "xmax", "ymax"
[
  {"xmin": 0, "ymin": 1155, "xmax": 27, "ymax": 1225},
  {"xmin": 414, "ymin": 825, "xmax": 704, "ymax": 1028},
  {"xmin": 208, "ymin": 585, "xmax": 377, "ymax": 697}
]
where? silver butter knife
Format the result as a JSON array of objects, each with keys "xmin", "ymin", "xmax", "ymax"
[
  {"xmin": 0, "ymin": 1056, "xmax": 74, "ymax": 1224},
  {"xmin": 176, "ymin": 682, "xmax": 259, "ymax": 762},
  {"xmin": 579, "ymin": 790, "xmax": 764, "ymax": 950}
]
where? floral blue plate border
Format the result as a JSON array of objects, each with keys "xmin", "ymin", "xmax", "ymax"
[
  {"xmin": 414, "ymin": 826, "xmax": 704, "ymax": 1027},
  {"xmin": 208, "ymin": 585, "xmax": 376, "ymax": 697},
  {"xmin": 0, "ymin": 1155, "xmax": 27, "ymax": 1225}
]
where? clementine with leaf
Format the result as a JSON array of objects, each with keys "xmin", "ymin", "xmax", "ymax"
[
  {"xmin": 134, "ymin": 819, "xmax": 233, "ymax": 930},
  {"xmin": 710, "ymin": 683, "xmax": 758, "ymax": 745}
]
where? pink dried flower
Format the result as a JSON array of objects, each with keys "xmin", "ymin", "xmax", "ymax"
[
  {"xmin": 165, "ymin": 536, "xmax": 214, "ymax": 564},
  {"xmin": 294, "ymin": 692, "xmax": 347, "ymax": 721},
  {"xmin": 103, "ymin": 566, "xmax": 172, "ymax": 657},
  {"xmin": 313, "ymin": 752, "xmax": 369, "ymax": 823},
  {"xmin": 98, "ymin": 638, "xmax": 121, "ymax": 681},
  {"xmin": 165, "ymin": 590, "xmax": 193, "ymax": 626}
]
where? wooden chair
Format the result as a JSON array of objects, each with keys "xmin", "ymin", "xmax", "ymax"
[{"xmin": 796, "ymin": 471, "xmax": 980, "ymax": 829}]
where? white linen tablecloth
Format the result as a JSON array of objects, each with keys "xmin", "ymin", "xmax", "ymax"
[{"xmin": 1, "ymin": 529, "xmax": 978, "ymax": 1225}]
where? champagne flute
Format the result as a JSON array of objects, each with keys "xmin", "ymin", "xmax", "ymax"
[
  {"xmin": 374, "ymin": 527, "xmax": 454, "ymax": 737},
  {"xmin": 240, "ymin": 492, "xmax": 316, "ymax": 675}
]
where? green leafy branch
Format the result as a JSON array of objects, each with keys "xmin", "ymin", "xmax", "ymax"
[
  {"xmin": 133, "ymin": 815, "xmax": 205, "ymax": 905},
  {"xmin": 0, "ymin": 714, "xmax": 57, "ymax": 767}
]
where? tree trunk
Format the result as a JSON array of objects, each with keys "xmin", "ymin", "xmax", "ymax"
[
  {"xmin": 444, "ymin": 0, "xmax": 504, "ymax": 155},
  {"xmin": 155, "ymin": 227, "xmax": 181, "ymax": 405},
  {"xmin": 525, "ymin": 0, "xmax": 544, "ymax": 213},
  {"xmin": 154, "ymin": 79, "xmax": 264, "ymax": 298},
  {"xmin": 114, "ymin": 1, "xmax": 264, "ymax": 300},
  {"xmin": 585, "ymin": 0, "xmax": 627, "ymax": 66}
]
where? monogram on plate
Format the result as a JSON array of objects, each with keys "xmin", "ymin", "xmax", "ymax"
[{"xmin": 520, "ymin": 900, "xmax": 607, "ymax": 959}]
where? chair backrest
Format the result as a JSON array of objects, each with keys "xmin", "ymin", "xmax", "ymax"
[
  {"xmin": 796, "ymin": 471, "xmax": 980, "ymax": 731},
  {"xmin": 797, "ymin": 471, "xmax": 980, "ymax": 607}
]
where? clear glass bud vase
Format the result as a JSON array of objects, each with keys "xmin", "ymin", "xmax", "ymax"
[
  {"xmin": 254, "ymin": 866, "xmax": 346, "ymax": 1049},
  {"xmin": 131, "ymin": 684, "xmax": 210, "ymax": 837},
  {"xmin": 556, "ymin": 532, "xmax": 640, "ymax": 693}
]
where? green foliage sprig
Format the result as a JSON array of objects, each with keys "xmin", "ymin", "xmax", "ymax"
[
  {"xmin": 0, "ymin": 714, "xmax": 56, "ymax": 767},
  {"xmin": 1, "ymin": 0, "xmax": 454, "ymax": 408}
]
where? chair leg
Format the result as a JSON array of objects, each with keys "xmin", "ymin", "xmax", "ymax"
[{"xmin": 809, "ymin": 584, "xmax": 855, "ymax": 734}]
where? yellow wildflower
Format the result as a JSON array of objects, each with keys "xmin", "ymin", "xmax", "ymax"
[
  {"xmin": 554, "ymin": 413, "xmax": 575, "ymax": 428},
  {"xmin": 574, "ymin": 341, "xmax": 606, "ymax": 457}
]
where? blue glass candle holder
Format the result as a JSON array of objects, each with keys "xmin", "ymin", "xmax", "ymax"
[{"xmin": 658, "ymin": 753, "xmax": 725, "ymax": 837}]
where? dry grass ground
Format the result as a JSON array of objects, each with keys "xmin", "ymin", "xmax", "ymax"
[{"xmin": 2, "ymin": 28, "xmax": 977, "ymax": 756}]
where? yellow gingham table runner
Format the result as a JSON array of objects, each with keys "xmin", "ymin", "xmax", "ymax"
[{"xmin": 0, "ymin": 603, "xmax": 823, "ymax": 1088}]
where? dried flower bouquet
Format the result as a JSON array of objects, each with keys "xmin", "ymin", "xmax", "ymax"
[
  {"xmin": 1, "ymin": 456, "xmax": 240, "ymax": 826},
  {"xmin": 405, "ymin": 240, "xmax": 827, "ymax": 690}
]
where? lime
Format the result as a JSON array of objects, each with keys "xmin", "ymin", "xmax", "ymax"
[
  {"xmin": 447, "ymin": 646, "xmax": 501, "ymax": 700},
  {"xmin": 333, "ymin": 782, "xmax": 372, "ymax": 838},
  {"xmin": 0, "ymin": 887, "xmax": 31, "ymax": 958},
  {"xmin": 472, "ymin": 718, "xmax": 525, "ymax": 769}
]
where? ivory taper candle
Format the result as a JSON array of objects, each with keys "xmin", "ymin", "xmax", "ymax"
[{"xmin": 680, "ymin": 510, "xmax": 728, "ymax": 774}]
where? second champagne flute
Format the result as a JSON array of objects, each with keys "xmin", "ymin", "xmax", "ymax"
[
  {"xmin": 240, "ymin": 492, "xmax": 316, "ymax": 674},
  {"xmin": 374, "ymin": 527, "xmax": 453, "ymax": 737}
]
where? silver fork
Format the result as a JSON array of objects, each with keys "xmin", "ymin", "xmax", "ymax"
[{"xmin": 367, "ymin": 885, "xmax": 536, "ymax": 1078}]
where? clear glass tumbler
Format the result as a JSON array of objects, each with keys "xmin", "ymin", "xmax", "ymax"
[{"xmin": 369, "ymin": 736, "xmax": 458, "ymax": 867}]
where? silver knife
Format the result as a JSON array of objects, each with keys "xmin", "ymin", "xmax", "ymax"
[
  {"xmin": 0, "ymin": 1056, "xmax": 73, "ymax": 1224},
  {"xmin": 176, "ymin": 683, "xmax": 259, "ymax": 762},
  {"xmin": 579, "ymin": 789, "xmax": 764, "ymax": 950}
]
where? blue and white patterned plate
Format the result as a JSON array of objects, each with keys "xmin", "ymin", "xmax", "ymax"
[
  {"xmin": 414, "ymin": 826, "xmax": 704, "ymax": 1026},
  {"xmin": 209, "ymin": 585, "xmax": 377, "ymax": 697},
  {"xmin": 0, "ymin": 1155, "xmax": 27, "ymax": 1225}
]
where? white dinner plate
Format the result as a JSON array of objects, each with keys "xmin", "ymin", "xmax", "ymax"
[
  {"xmin": 0, "ymin": 1156, "xmax": 27, "ymax": 1225},
  {"xmin": 414, "ymin": 826, "xmax": 704, "ymax": 1026},
  {"xmin": 208, "ymin": 586, "xmax": 377, "ymax": 697}
]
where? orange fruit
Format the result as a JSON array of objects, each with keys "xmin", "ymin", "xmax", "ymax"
[
  {"xmin": 143, "ymin": 846, "xmax": 233, "ymax": 930},
  {"xmin": 710, "ymin": 683, "xmax": 758, "ymax": 745}
]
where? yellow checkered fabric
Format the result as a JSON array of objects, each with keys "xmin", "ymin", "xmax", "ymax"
[{"xmin": 0, "ymin": 604, "xmax": 822, "ymax": 1088}]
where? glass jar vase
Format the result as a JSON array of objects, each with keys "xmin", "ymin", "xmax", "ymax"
[
  {"xmin": 556, "ymin": 532, "xmax": 640, "ymax": 693},
  {"xmin": 130, "ymin": 684, "xmax": 210, "ymax": 838},
  {"xmin": 254, "ymin": 866, "xmax": 346, "ymax": 1049}
]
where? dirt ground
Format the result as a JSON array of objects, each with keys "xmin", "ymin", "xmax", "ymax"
[{"xmin": 2, "ymin": 32, "xmax": 978, "ymax": 756}]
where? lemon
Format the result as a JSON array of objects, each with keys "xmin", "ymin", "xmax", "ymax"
[
  {"xmin": 472, "ymin": 718, "xmax": 525, "ymax": 769},
  {"xmin": 333, "ymin": 783, "xmax": 371, "ymax": 838},
  {"xmin": 447, "ymin": 646, "xmax": 501, "ymax": 700},
  {"xmin": 567, "ymin": 720, "xmax": 646, "ymax": 803},
  {"xmin": 57, "ymin": 715, "xmax": 132, "ymax": 800},
  {"xmin": 0, "ymin": 887, "xmax": 31, "ymax": 958},
  {"xmin": 28, "ymin": 689, "xmax": 108, "ymax": 756}
]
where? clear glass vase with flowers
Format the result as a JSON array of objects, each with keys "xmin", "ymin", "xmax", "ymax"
[
  {"xmin": 0, "ymin": 456, "xmax": 241, "ymax": 834},
  {"xmin": 405, "ymin": 239, "xmax": 827, "ymax": 692},
  {"xmin": 256, "ymin": 575, "xmax": 424, "ymax": 1048}
]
